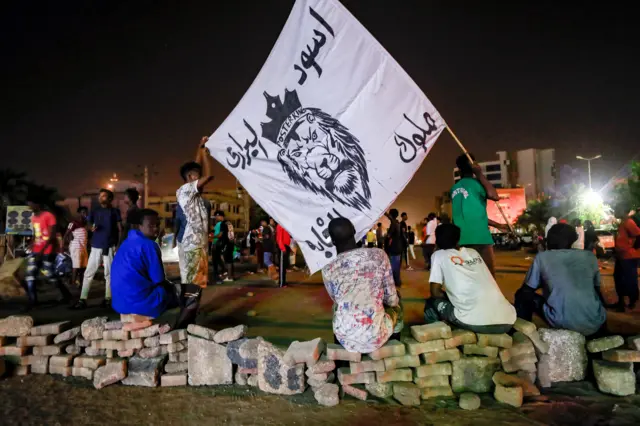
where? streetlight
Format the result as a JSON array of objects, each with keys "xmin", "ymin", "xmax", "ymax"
[{"xmin": 576, "ymin": 155, "xmax": 601, "ymax": 189}]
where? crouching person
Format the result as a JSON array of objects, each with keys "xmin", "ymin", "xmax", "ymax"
[
  {"xmin": 111, "ymin": 209, "xmax": 201, "ymax": 329},
  {"xmin": 514, "ymin": 223, "xmax": 607, "ymax": 336},
  {"xmin": 321, "ymin": 218, "xmax": 403, "ymax": 353},
  {"xmin": 424, "ymin": 223, "xmax": 516, "ymax": 334}
]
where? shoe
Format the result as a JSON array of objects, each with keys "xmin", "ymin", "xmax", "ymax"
[
  {"xmin": 628, "ymin": 302, "xmax": 637, "ymax": 310},
  {"xmin": 223, "ymin": 278, "xmax": 233, "ymax": 282},
  {"xmin": 70, "ymin": 299, "xmax": 87, "ymax": 310},
  {"xmin": 101, "ymin": 299, "xmax": 111, "ymax": 309}
]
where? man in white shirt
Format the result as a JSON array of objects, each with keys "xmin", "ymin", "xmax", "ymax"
[
  {"xmin": 424, "ymin": 223, "xmax": 516, "ymax": 334},
  {"xmin": 572, "ymin": 219, "xmax": 585, "ymax": 250},
  {"xmin": 422, "ymin": 213, "xmax": 438, "ymax": 270}
]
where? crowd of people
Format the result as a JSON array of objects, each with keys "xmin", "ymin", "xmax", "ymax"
[{"xmin": 20, "ymin": 141, "xmax": 640, "ymax": 354}]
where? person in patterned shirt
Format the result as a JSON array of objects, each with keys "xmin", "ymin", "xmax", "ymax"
[{"xmin": 322, "ymin": 217, "xmax": 402, "ymax": 354}]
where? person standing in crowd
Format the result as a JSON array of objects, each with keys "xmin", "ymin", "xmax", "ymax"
[
  {"xmin": 545, "ymin": 217, "xmax": 557, "ymax": 239},
  {"xmin": 276, "ymin": 223, "xmax": 291, "ymax": 287},
  {"xmin": 72, "ymin": 189, "xmax": 122, "ymax": 309},
  {"xmin": 386, "ymin": 209, "xmax": 403, "ymax": 287},
  {"xmin": 572, "ymin": 218, "xmax": 585, "ymax": 250},
  {"xmin": 289, "ymin": 239, "xmax": 299, "ymax": 271},
  {"xmin": 376, "ymin": 223, "xmax": 384, "ymax": 249},
  {"xmin": 261, "ymin": 218, "xmax": 277, "ymax": 280},
  {"xmin": 422, "ymin": 213, "xmax": 438, "ymax": 270},
  {"xmin": 64, "ymin": 206, "xmax": 89, "ymax": 287},
  {"xmin": 366, "ymin": 228, "xmax": 377, "ymax": 248},
  {"xmin": 255, "ymin": 224, "xmax": 265, "ymax": 273},
  {"xmin": 450, "ymin": 153, "xmax": 508, "ymax": 277},
  {"xmin": 583, "ymin": 220, "xmax": 599, "ymax": 253},
  {"xmin": 610, "ymin": 206, "xmax": 640, "ymax": 312},
  {"xmin": 406, "ymin": 226, "xmax": 416, "ymax": 269},
  {"xmin": 123, "ymin": 188, "xmax": 141, "ymax": 238},
  {"xmin": 212, "ymin": 210, "xmax": 227, "ymax": 283},
  {"xmin": 399, "ymin": 212, "xmax": 412, "ymax": 271},
  {"xmin": 24, "ymin": 195, "xmax": 72, "ymax": 310},
  {"xmin": 175, "ymin": 137, "xmax": 214, "ymax": 291}
]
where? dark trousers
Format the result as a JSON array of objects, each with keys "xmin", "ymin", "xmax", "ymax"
[
  {"xmin": 424, "ymin": 296, "xmax": 512, "ymax": 334},
  {"xmin": 24, "ymin": 252, "xmax": 72, "ymax": 305},
  {"xmin": 401, "ymin": 245, "xmax": 408, "ymax": 266},
  {"xmin": 279, "ymin": 246, "xmax": 290, "ymax": 287},
  {"xmin": 367, "ymin": 242, "xmax": 375, "ymax": 248},
  {"xmin": 390, "ymin": 254, "xmax": 401, "ymax": 287},
  {"xmin": 422, "ymin": 244, "xmax": 435, "ymax": 269},
  {"xmin": 212, "ymin": 244, "xmax": 225, "ymax": 280},
  {"xmin": 513, "ymin": 286, "xmax": 546, "ymax": 322},
  {"xmin": 162, "ymin": 281, "xmax": 202, "ymax": 329},
  {"xmin": 614, "ymin": 258, "xmax": 639, "ymax": 305},
  {"xmin": 256, "ymin": 242, "xmax": 264, "ymax": 269}
]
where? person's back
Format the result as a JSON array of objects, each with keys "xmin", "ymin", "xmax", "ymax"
[
  {"xmin": 525, "ymin": 249, "xmax": 605, "ymax": 336},
  {"xmin": 451, "ymin": 178, "xmax": 491, "ymax": 246}
]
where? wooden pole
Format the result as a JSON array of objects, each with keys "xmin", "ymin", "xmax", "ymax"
[{"xmin": 446, "ymin": 126, "xmax": 516, "ymax": 237}]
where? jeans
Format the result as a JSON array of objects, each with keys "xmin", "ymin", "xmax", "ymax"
[
  {"xmin": 25, "ymin": 252, "xmax": 72, "ymax": 304},
  {"xmin": 424, "ymin": 296, "xmax": 512, "ymax": 334},
  {"xmin": 390, "ymin": 255, "xmax": 401, "ymax": 287},
  {"xmin": 614, "ymin": 258, "xmax": 639, "ymax": 305},
  {"xmin": 422, "ymin": 244, "xmax": 435, "ymax": 269},
  {"xmin": 80, "ymin": 246, "xmax": 115, "ymax": 300},
  {"xmin": 264, "ymin": 252, "xmax": 274, "ymax": 267},
  {"xmin": 279, "ymin": 247, "xmax": 290, "ymax": 287}
]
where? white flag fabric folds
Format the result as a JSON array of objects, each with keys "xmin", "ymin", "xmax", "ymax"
[{"xmin": 207, "ymin": 0, "xmax": 445, "ymax": 273}]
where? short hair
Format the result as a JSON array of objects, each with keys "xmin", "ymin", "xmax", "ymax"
[
  {"xmin": 408, "ymin": 226, "xmax": 412, "ymax": 230},
  {"xmin": 435, "ymin": 223, "xmax": 461, "ymax": 250},
  {"xmin": 572, "ymin": 218, "xmax": 582, "ymax": 227},
  {"xmin": 179, "ymin": 161, "xmax": 202, "ymax": 181},
  {"xmin": 328, "ymin": 217, "xmax": 355, "ymax": 245},
  {"xmin": 401, "ymin": 212, "xmax": 407, "ymax": 217},
  {"xmin": 377, "ymin": 222, "xmax": 382, "ymax": 227},
  {"xmin": 214, "ymin": 210, "xmax": 225, "ymax": 217},
  {"xmin": 456, "ymin": 153, "xmax": 475, "ymax": 176},
  {"xmin": 584, "ymin": 220, "xmax": 594, "ymax": 229},
  {"xmin": 99, "ymin": 188, "xmax": 114, "ymax": 201},
  {"xmin": 389, "ymin": 209, "xmax": 399, "ymax": 219},
  {"xmin": 125, "ymin": 188, "xmax": 140, "ymax": 204},
  {"xmin": 77, "ymin": 206, "xmax": 88, "ymax": 214},
  {"xmin": 138, "ymin": 208, "xmax": 159, "ymax": 224},
  {"xmin": 547, "ymin": 223, "xmax": 578, "ymax": 250},
  {"xmin": 427, "ymin": 212, "xmax": 437, "ymax": 221}
]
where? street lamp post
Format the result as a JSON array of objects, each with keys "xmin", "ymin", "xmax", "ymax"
[{"xmin": 576, "ymin": 155, "xmax": 601, "ymax": 190}]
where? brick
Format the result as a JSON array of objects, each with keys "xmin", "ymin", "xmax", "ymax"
[
  {"xmin": 404, "ymin": 337, "xmax": 444, "ymax": 355},
  {"xmin": 212, "ymin": 325, "xmax": 247, "ymax": 344},
  {"xmin": 122, "ymin": 355, "xmax": 167, "ymax": 387},
  {"xmin": 118, "ymin": 349, "xmax": 135, "ymax": 358},
  {"xmin": 139, "ymin": 346, "xmax": 168, "ymax": 359},
  {"xmin": 368, "ymin": 340, "xmax": 405, "ymax": 360},
  {"xmin": 499, "ymin": 337, "xmax": 535, "ymax": 363},
  {"xmin": 592, "ymin": 359, "xmax": 635, "ymax": 396},
  {"xmin": 313, "ymin": 383, "xmax": 339, "ymax": 406},
  {"xmin": 524, "ymin": 330, "xmax": 549, "ymax": 354},
  {"xmin": 106, "ymin": 349, "xmax": 115, "ymax": 359},
  {"xmin": 414, "ymin": 362, "xmax": 452, "ymax": 378},
  {"xmin": 227, "ymin": 337, "xmax": 262, "ymax": 369},
  {"xmin": 421, "ymin": 385, "xmax": 454, "ymax": 399},
  {"xmin": 384, "ymin": 354, "xmax": 420, "ymax": 370},
  {"xmin": 158, "ymin": 324, "xmax": 171, "ymax": 334},
  {"xmin": 422, "ymin": 348, "xmax": 461, "ymax": 365},
  {"xmin": 350, "ymin": 356, "xmax": 385, "ymax": 374},
  {"xmin": 103, "ymin": 329, "xmax": 129, "ymax": 341},
  {"xmin": 343, "ymin": 384, "xmax": 367, "ymax": 401},
  {"xmin": 493, "ymin": 371, "xmax": 540, "ymax": 397},
  {"xmin": 255, "ymin": 340, "xmax": 305, "ymax": 395},
  {"xmin": 32, "ymin": 345, "xmax": 64, "ymax": 356},
  {"xmin": 144, "ymin": 336, "xmax": 161, "ymax": 348},
  {"xmin": 326, "ymin": 343, "xmax": 361, "ymax": 362},
  {"xmin": 393, "ymin": 382, "xmax": 420, "ymax": 406},
  {"xmin": 627, "ymin": 335, "xmax": 640, "ymax": 351},
  {"xmin": 104, "ymin": 321, "xmax": 124, "ymax": 330},
  {"xmin": 31, "ymin": 363, "xmax": 48, "ymax": 374},
  {"xmin": 337, "ymin": 367, "xmax": 375, "ymax": 385},
  {"xmin": 307, "ymin": 356, "xmax": 336, "ymax": 375},
  {"xmin": 494, "ymin": 383, "xmax": 523, "ymax": 407},
  {"xmin": 459, "ymin": 392, "xmax": 481, "ymax": 410},
  {"xmin": 187, "ymin": 324, "xmax": 217, "ymax": 340},
  {"xmin": 49, "ymin": 365, "xmax": 72, "ymax": 376},
  {"xmin": 188, "ymin": 335, "xmax": 233, "ymax": 386},
  {"xmin": 283, "ymin": 337, "xmax": 324, "ymax": 366},
  {"xmin": 517, "ymin": 370, "xmax": 537, "ymax": 384},
  {"xmin": 165, "ymin": 361, "xmax": 188, "ymax": 374},
  {"xmin": 94, "ymin": 340, "xmax": 126, "ymax": 351},
  {"xmin": 247, "ymin": 374, "xmax": 258, "ymax": 387},
  {"xmin": 13, "ymin": 365, "xmax": 30, "ymax": 376},
  {"xmin": 463, "ymin": 344, "xmax": 499, "ymax": 358},
  {"xmin": 76, "ymin": 337, "xmax": 91, "ymax": 347},
  {"xmin": 365, "ymin": 382, "xmax": 393, "ymax": 398},
  {"xmin": 501, "ymin": 353, "xmax": 538, "ymax": 373},
  {"xmin": 0, "ymin": 315, "xmax": 34, "ymax": 336},
  {"xmin": 0, "ymin": 345, "xmax": 28, "ymax": 356},
  {"xmin": 602, "ymin": 349, "xmax": 640, "ymax": 363},
  {"xmin": 120, "ymin": 314, "xmax": 154, "ymax": 323},
  {"xmin": 107, "ymin": 357, "xmax": 125, "ymax": 364},
  {"xmin": 411, "ymin": 322, "xmax": 452, "ymax": 342},
  {"xmin": 81, "ymin": 317, "xmax": 108, "ymax": 340},
  {"xmin": 451, "ymin": 357, "xmax": 501, "ymax": 393},
  {"xmin": 84, "ymin": 347, "xmax": 106, "ymax": 357},
  {"xmin": 477, "ymin": 333, "xmax": 512, "ymax": 349},
  {"xmin": 587, "ymin": 335, "xmax": 625, "ymax": 353},
  {"xmin": 537, "ymin": 328, "xmax": 587, "ymax": 388},
  {"xmin": 17, "ymin": 335, "xmax": 53, "ymax": 347},
  {"xmin": 445, "ymin": 329, "xmax": 477, "ymax": 349},
  {"xmin": 0, "ymin": 336, "xmax": 6, "ymax": 346},
  {"xmin": 30, "ymin": 321, "xmax": 71, "ymax": 336},
  {"xmin": 238, "ymin": 367, "xmax": 258, "ymax": 375},
  {"xmin": 66, "ymin": 345, "xmax": 81, "ymax": 355},
  {"xmin": 159, "ymin": 329, "xmax": 188, "ymax": 345},
  {"xmin": 28, "ymin": 355, "xmax": 50, "ymax": 366},
  {"xmin": 514, "ymin": 320, "xmax": 549, "ymax": 354},
  {"xmin": 49, "ymin": 354, "xmax": 75, "ymax": 367},
  {"xmin": 235, "ymin": 371, "xmax": 249, "ymax": 385},
  {"xmin": 414, "ymin": 375, "xmax": 450, "ymax": 388},
  {"xmin": 376, "ymin": 368, "xmax": 412, "ymax": 383},
  {"xmin": 169, "ymin": 349, "xmax": 188, "ymax": 363},
  {"xmin": 306, "ymin": 370, "xmax": 329, "ymax": 380},
  {"xmin": 93, "ymin": 360, "xmax": 127, "ymax": 389},
  {"xmin": 161, "ymin": 373, "xmax": 188, "ymax": 387},
  {"xmin": 513, "ymin": 317, "xmax": 537, "ymax": 335},
  {"xmin": 167, "ymin": 341, "xmax": 187, "ymax": 353},
  {"xmin": 123, "ymin": 320, "xmax": 153, "ymax": 333},
  {"xmin": 124, "ymin": 338, "xmax": 144, "ymax": 351},
  {"xmin": 130, "ymin": 324, "xmax": 161, "ymax": 339},
  {"xmin": 73, "ymin": 355, "xmax": 106, "ymax": 370},
  {"xmin": 9, "ymin": 356, "xmax": 31, "ymax": 366},
  {"xmin": 72, "ymin": 366, "xmax": 94, "ymax": 380}
]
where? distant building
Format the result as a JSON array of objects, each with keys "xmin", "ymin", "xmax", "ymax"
[{"xmin": 453, "ymin": 149, "xmax": 556, "ymax": 201}]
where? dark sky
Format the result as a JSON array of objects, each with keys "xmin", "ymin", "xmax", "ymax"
[{"xmin": 3, "ymin": 0, "xmax": 639, "ymax": 221}]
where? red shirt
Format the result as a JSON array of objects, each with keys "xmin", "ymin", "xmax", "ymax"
[
  {"xmin": 32, "ymin": 211, "xmax": 56, "ymax": 255},
  {"xmin": 616, "ymin": 218, "xmax": 640, "ymax": 260},
  {"xmin": 276, "ymin": 225, "xmax": 291, "ymax": 252}
]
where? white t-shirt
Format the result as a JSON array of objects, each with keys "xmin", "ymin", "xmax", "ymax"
[
  {"xmin": 429, "ymin": 247, "xmax": 516, "ymax": 326},
  {"xmin": 426, "ymin": 219, "xmax": 438, "ymax": 245},
  {"xmin": 572, "ymin": 226, "xmax": 585, "ymax": 250}
]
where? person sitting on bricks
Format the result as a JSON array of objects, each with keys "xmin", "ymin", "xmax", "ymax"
[
  {"xmin": 111, "ymin": 209, "xmax": 201, "ymax": 329},
  {"xmin": 322, "ymin": 217, "xmax": 403, "ymax": 353},
  {"xmin": 424, "ymin": 223, "xmax": 516, "ymax": 334}
]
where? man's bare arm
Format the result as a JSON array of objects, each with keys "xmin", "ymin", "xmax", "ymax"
[
  {"xmin": 196, "ymin": 137, "xmax": 214, "ymax": 191},
  {"xmin": 472, "ymin": 163, "xmax": 500, "ymax": 201},
  {"xmin": 430, "ymin": 282, "xmax": 446, "ymax": 299}
]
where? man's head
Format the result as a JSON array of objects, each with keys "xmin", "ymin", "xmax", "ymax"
[
  {"xmin": 427, "ymin": 212, "xmax": 437, "ymax": 221},
  {"xmin": 260, "ymin": 218, "xmax": 268, "ymax": 227},
  {"xmin": 77, "ymin": 206, "xmax": 88, "ymax": 220},
  {"xmin": 389, "ymin": 209, "xmax": 399, "ymax": 219},
  {"xmin": 328, "ymin": 217, "xmax": 356, "ymax": 254},
  {"xmin": 138, "ymin": 209, "xmax": 160, "ymax": 239},
  {"xmin": 572, "ymin": 218, "xmax": 582, "ymax": 227},
  {"xmin": 401, "ymin": 212, "xmax": 408, "ymax": 221},
  {"xmin": 180, "ymin": 161, "xmax": 202, "ymax": 183},
  {"xmin": 584, "ymin": 220, "xmax": 594, "ymax": 230},
  {"xmin": 547, "ymin": 223, "xmax": 578, "ymax": 250},
  {"xmin": 26, "ymin": 194, "xmax": 42, "ymax": 213},
  {"xmin": 269, "ymin": 218, "xmax": 276, "ymax": 227},
  {"xmin": 456, "ymin": 153, "xmax": 476, "ymax": 177},
  {"xmin": 435, "ymin": 223, "xmax": 461, "ymax": 250},
  {"xmin": 215, "ymin": 210, "xmax": 225, "ymax": 222},
  {"xmin": 125, "ymin": 188, "xmax": 140, "ymax": 206},
  {"xmin": 99, "ymin": 189, "xmax": 114, "ymax": 207},
  {"xmin": 408, "ymin": 226, "xmax": 412, "ymax": 231}
]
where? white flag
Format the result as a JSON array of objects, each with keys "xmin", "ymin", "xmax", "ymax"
[{"xmin": 207, "ymin": 0, "xmax": 445, "ymax": 273}]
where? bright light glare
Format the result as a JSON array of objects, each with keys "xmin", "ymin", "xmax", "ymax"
[
  {"xmin": 581, "ymin": 189, "xmax": 602, "ymax": 207},
  {"xmin": 107, "ymin": 184, "xmax": 113, "ymax": 189}
]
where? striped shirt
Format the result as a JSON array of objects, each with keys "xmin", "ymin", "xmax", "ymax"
[{"xmin": 68, "ymin": 220, "xmax": 88, "ymax": 250}]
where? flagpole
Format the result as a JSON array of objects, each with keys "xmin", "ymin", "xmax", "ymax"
[{"xmin": 446, "ymin": 126, "xmax": 516, "ymax": 237}]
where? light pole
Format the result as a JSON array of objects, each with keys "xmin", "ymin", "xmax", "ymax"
[{"xmin": 576, "ymin": 155, "xmax": 601, "ymax": 190}]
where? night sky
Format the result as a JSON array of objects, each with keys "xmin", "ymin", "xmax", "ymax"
[{"xmin": 3, "ymin": 0, "xmax": 639, "ymax": 222}]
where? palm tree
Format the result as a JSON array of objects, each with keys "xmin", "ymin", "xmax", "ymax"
[{"xmin": 516, "ymin": 197, "xmax": 553, "ymax": 235}]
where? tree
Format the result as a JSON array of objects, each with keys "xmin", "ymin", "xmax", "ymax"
[
  {"xmin": 516, "ymin": 197, "xmax": 553, "ymax": 235},
  {"xmin": 552, "ymin": 183, "xmax": 611, "ymax": 225},
  {"xmin": 249, "ymin": 201, "xmax": 269, "ymax": 230},
  {"xmin": 613, "ymin": 161, "xmax": 640, "ymax": 215}
]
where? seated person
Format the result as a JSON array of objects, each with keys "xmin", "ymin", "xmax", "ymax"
[
  {"xmin": 111, "ymin": 209, "xmax": 201, "ymax": 329},
  {"xmin": 514, "ymin": 223, "xmax": 606, "ymax": 336},
  {"xmin": 322, "ymin": 217, "xmax": 402, "ymax": 353},
  {"xmin": 424, "ymin": 223, "xmax": 516, "ymax": 334}
]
